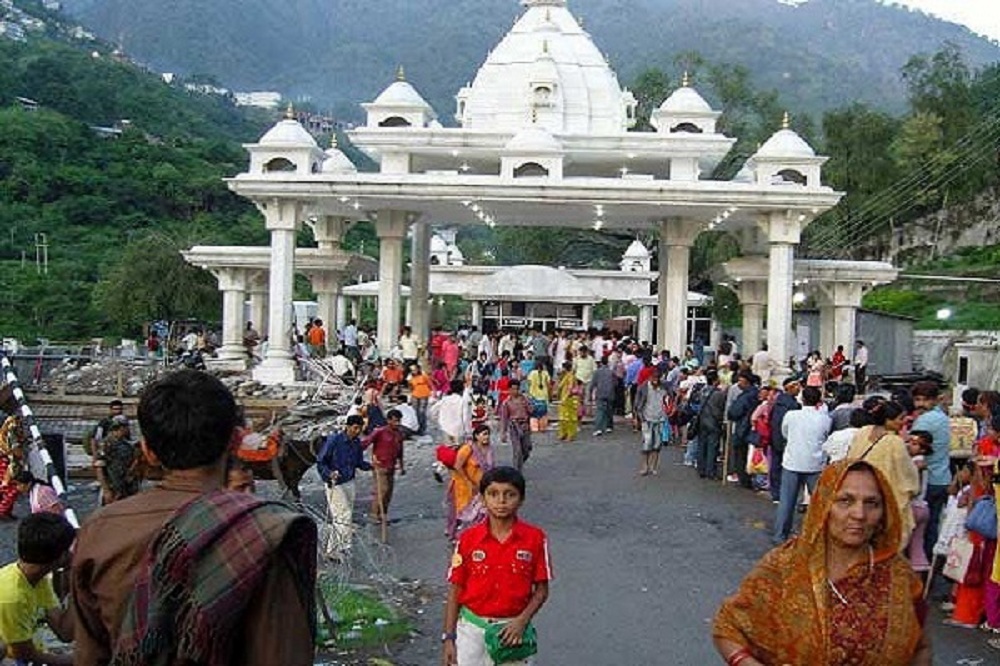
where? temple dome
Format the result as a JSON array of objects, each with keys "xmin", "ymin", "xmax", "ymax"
[
  {"xmin": 321, "ymin": 139, "xmax": 357, "ymax": 174},
  {"xmin": 755, "ymin": 128, "xmax": 816, "ymax": 159},
  {"xmin": 457, "ymin": 1, "xmax": 634, "ymax": 134},
  {"xmin": 504, "ymin": 125, "xmax": 563, "ymax": 153},
  {"xmin": 623, "ymin": 240, "xmax": 650, "ymax": 259},
  {"xmin": 658, "ymin": 86, "xmax": 713, "ymax": 114},
  {"xmin": 259, "ymin": 118, "xmax": 318, "ymax": 147},
  {"xmin": 372, "ymin": 80, "xmax": 433, "ymax": 109}
]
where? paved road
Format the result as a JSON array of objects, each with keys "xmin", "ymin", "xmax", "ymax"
[{"xmin": 363, "ymin": 421, "xmax": 1000, "ymax": 666}]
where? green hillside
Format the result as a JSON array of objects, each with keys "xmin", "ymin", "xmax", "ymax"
[{"xmin": 59, "ymin": 0, "xmax": 1000, "ymax": 119}]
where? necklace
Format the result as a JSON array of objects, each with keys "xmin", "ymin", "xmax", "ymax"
[
  {"xmin": 827, "ymin": 578, "xmax": 849, "ymax": 605},
  {"xmin": 827, "ymin": 545, "xmax": 874, "ymax": 606}
]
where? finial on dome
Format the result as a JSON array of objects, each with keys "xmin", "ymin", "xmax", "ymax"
[
  {"xmin": 545, "ymin": 8, "xmax": 551, "ymax": 21},
  {"xmin": 329, "ymin": 133, "xmax": 339, "ymax": 149},
  {"xmin": 682, "ymin": 71, "xmax": 690, "ymax": 87},
  {"xmin": 285, "ymin": 103, "xmax": 295, "ymax": 120},
  {"xmin": 782, "ymin": 112, "xmax": 790, "ymax": 130},
  {"xmin": 542, "ymin": 39, "xmax": 549, "ymax": 54},
  {"xmin": 396, "ymin": 65, "xmax": 406, "ymax": 82}
]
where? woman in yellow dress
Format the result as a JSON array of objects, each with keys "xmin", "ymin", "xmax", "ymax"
[{"xmin": 556, "ymin": 361, "xmax": 582, "ymax": 442}]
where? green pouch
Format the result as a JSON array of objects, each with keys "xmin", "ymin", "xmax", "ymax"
[{"xmin": 483, "ymin": 621, "xmax": 538, "ymax": 664}]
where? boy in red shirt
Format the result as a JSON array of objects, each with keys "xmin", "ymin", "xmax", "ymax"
[{"xmin": 442, "ymin": 467, "xmax": 552, "ymax": 666}]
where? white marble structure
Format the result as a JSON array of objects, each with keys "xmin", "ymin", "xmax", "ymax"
[{"xmin": 206, "ymin": 0, "xmax": 908, "ymax": 385}]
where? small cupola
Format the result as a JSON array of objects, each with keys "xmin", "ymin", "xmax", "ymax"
[
  {"xmin": 620, "ymin": 240, "xmax": 651, "ymax": 273},
  {"xmin": 749, "ymin": 113, "xmax": 827, "ymax": 187},
  {"xmin": 245, "ymin": 104, "xmax": 325, "ymax": 175},
  {"xmin": 650, "ymin": 73, "xmax": 720, "ymax": 135},
  {"xmin": 320, "ymin": 134, "xmax": 357, "ymax": 175},
  {"xmin": 362, "ymin": 66, "xmax": 438, "ymax": 129},
  {"xmin": 501, "ymin": 117, "xmax": 565, "ymax": 179}
]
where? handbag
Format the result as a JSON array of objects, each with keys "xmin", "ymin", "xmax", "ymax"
[
  {"xmin": 965, "ymin": 495, "xmax": 997, "ymax": 540},
  {"xmin": 484, "ymin": 622, "xmax": 538, "ymax": 664},
  {"xmin": 943, "ymin": 536, "xmax": 975, "ymax": 583}
]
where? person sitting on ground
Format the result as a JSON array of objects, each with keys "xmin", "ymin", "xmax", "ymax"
[
  {"xmin": 392, "ymin": 395, "xmax": 421, "ymax": 439},
  {"xmin": 71, "ymin": 370, "xmax": 318, "ymax": 666},
  {"xmin": 442, "ymin": 467, "xmax": 552, "ymax": 666},
  {"xmin": 0, "ymin": 513, "xmax": 76, "ymax": 665},
  {"xmin": 714, "ymin": 459, "xmax": 931, "ymax": 666}
]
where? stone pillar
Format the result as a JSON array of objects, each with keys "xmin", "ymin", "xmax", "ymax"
[
  {"xmin": 637, "ymin": 305, "xmax": 654, "ymax": 345},
  {"xmin": 582, "ymin": 305, "xmax": 593, "ymax": 330},
  {"xmin": 254, "ymin": 199, "xmax": 301, "ymax": 385},
  {"xmin": 309, "ymin": 215, "xmax": 346, "ymax": 253},
  {"xmin": 658, "ymin": 218, "xmax": 701, "ymax": 356},
  {"xmin": 763, "ymin": 212, "xmax": 802, "ymax": 378},
  {"xmin": 737, "ymin": 280, "xmax": 768, "ymax": 356},
  {"xmin": 471, "ymin": 301, "xmax": 483, "ymax": 328},
  {"xmin": 410, "ymin": 221, "xmax": 432, "ymax": 345},
  {"xmin": 375, "ymin": 210, "xmax": 408, "ymax": 357},
  {"xmin": 817, "ymin": 282, "xmax": 864, "ymax": 356},
  {"xmin": 351, "ymin": 298, "xmax": 360, "ymax": 323},
  {"xmin": 819, "ymin": 305, "xmax": 836, "ymax": 360},
  {"xmin": 309, "ymin": 270, "xmax": 343, "ymax": 352},
  {"xmin": 211, "ymin": 267, "xmax": 249, "ymax": 365},
  {"xmin": 336, "ymin": 294, "xmax": 347, "ymax": 333},
  {"xmin": 248, "ymin": 275, "xmax": 269, "ymax": 339}
]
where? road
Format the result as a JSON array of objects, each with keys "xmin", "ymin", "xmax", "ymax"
[{"xmin": 364, "ymin": 423, "xmax": 1000, "ymax": 666}]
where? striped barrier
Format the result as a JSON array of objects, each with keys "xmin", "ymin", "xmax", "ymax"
[{"xmin": 1, "ymin": 353, "xmax": 79, "ymax": 528}]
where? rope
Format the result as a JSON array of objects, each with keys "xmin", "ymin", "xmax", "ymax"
[{"xmin": 1, "ymin": 353, "xmax": 80, "ymax": 528}]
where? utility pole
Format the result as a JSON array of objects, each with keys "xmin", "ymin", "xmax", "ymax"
[{"xmin": 34, "ymin": 233, "xmax": 48, "ymax": 275}]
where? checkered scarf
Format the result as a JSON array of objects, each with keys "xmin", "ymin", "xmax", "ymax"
[{"xmin": 111, "ymin": 490, "xmax": 317, "ymax": 666}]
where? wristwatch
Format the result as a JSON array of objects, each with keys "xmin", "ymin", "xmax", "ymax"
[{"xmin": 441, "ymin": 631, "xmax": 457, "ymax": 643}]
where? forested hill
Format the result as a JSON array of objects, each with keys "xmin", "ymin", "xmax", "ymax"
[{"xmin": 57, "ymin": 0, "xmax": 1000, "ymax": 119}]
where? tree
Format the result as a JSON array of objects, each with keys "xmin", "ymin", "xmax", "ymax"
[{"xmin": 94, "ymin": 234, "xmax": 220, "ymax": 333}]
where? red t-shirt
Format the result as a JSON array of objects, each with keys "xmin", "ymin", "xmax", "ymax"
[
  {"xmin": 447, "ymin": 519, "xmax": 552, "ymax": 619},
  {"xmin": 362, "ymin": 425, "xmax": 404, "ymax": 469},
  {"xmin": 637, "ymin": 365, "xmax": 655, "ymax": 386}
]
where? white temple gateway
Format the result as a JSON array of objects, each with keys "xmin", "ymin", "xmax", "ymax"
[{"xmin": 190, "ymin": 0, "xmax": 898, "ymax": 384}]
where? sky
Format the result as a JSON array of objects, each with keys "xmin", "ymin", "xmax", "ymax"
[{"xmin": 886, "ymin": 0, "xmax": 1000, "ymax": 41}]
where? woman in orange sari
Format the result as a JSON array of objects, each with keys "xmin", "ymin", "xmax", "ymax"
[
  {"xmin": 713, "ymin": 459, "xmax": 931, "ymax": 665},
  {"xmin": 446, "ymin": 424, "xmax": 494, "ymax": 541}
]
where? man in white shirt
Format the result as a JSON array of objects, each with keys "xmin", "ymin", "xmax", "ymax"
[
  {"xmin": 751, "ymin": 344, "xmax": 772, "ymax": 384},
  {"xmin": 391, "ymin": 396, "xmax": 420, "ymax": 438},
  {"xmin": 853, "ymin": 340, "xmax": 869, "ymax": 395},
  {"xmin": 343, "ymin": 319, "xmax": 359, "ymax": 363},
  {"xmin": 773, "ymin": 386, "xmax": 830, "ymax": 544}
]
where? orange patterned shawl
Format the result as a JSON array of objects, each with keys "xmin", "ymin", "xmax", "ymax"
[{"xmin": 713, "ymin": 460, "xmax": 924, "ymax": 665}]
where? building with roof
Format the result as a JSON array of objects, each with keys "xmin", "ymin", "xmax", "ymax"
[{"xmin": 187, "ymin": 0, "xmax": 896, "ymax": 384}]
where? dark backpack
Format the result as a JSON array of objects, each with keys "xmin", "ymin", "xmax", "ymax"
[{"xmin": 683, "ymin": 383, "xmax": 706, "ymax": 422}]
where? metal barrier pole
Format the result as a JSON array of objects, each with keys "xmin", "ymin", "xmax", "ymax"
[{"xmin": 1, "ymin": 353, "xmax": 80, "ymax": 528}]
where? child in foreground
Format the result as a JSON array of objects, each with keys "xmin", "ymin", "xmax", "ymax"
[{"xmin": 442, "ymin": 466, "xmax": 552, "ymax": 665}]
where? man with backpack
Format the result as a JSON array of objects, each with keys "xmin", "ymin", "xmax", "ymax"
[
  {"xmin": 769, "ymin": 377, "xmax": 802, "ymax": 503},
  {"xmin": 695, "ymin": 370, "xmax": 727, "ymax": 480}
]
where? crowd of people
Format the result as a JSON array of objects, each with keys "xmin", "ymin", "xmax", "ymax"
[{"xmin": 3, "ymin": 320, "xmax": 1000, "ymax": 664}]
